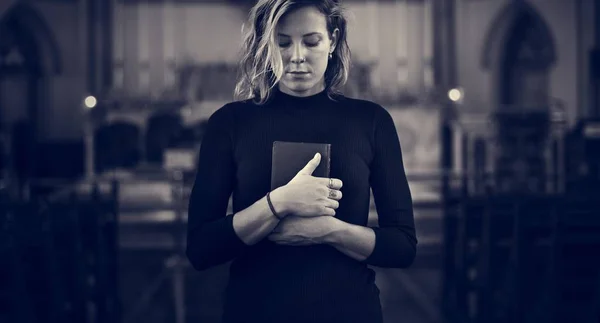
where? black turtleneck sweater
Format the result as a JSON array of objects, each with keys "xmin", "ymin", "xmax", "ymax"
[{"xmin": 186, "ymin": 88, "xmax": 417, "ymax": 323}]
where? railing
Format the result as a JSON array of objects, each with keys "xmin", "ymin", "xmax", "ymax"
[
  {"xmin": 444, "ymin": 103, "xmax": 569, "ymax": 196},
  {"xmin": 441, "ymin": 193, "xmax": 600, "ymax": 323},
  {"xmin": 439, "ymin": 105, "xmax": 600, "ymax": 323},
  {"xmin": 0, "ymin": 180, "xmax": 120, "ymax": 323},
  {"xmin": 0, "ymin": 170, "xmax": 192, "ymax": 323}
]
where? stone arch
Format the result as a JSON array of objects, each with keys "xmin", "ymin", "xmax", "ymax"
[
  {"xmin": 481, "ymin": 1, "xmax": 556, "ymax": 72},
  {"xmin": 480, "ymin": 1, "xmax": 557, "ymax": 108},
  {"xmin": 0, "ymin": 2, "xmax": 62, "ymax": 75},
  {"xmin": 0, "ymin": 3, "xmax": 62, "ymax": 181}
]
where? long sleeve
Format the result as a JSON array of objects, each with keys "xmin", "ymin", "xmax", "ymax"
[
  {"xmin": 363, "ymin": 106, "xmax": 417, "ymax": 268},
  {"xmin": 186, "ymin": 105, "xmax": 247, "ymax": 271}
]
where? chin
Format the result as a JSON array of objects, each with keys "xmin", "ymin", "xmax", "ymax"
[
  {"xmin": 288, "ymin": 84, "xmax": 313, "ymax": 92},
  {"xmin": 281, "ymin": 80, "xmax": 321, "ymax": 94}
]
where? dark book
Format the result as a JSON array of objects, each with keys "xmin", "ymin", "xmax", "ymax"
[{"xmin": 270, "ymin": 141, "xmax": 331, "ymax": 190}]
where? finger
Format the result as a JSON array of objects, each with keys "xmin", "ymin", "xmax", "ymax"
[
  {"xmin": 320, "ymin": 206, "xmax": 336, "ymax": 216},
  {"xmin": 321, "ymin": 177, "xmax": 343, "ymax": 189},
  {"xmin": 297, "ymin": 153, "xmax": 321, "ymax": 176},
  {"xmin": 325, "ymin": 198, "xmax": 340, "ymax": 209},
  {"xmin": 326, "ymin": 189, "xmax": 343, "ymax": 201}
]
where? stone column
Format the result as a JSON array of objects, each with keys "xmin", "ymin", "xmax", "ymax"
[
  {"xmin": 433, "ymin": 0, "xmax": 457, "ymax": 193},
  {"xmin": 591, "ymin": 0, "xmax": 600, "ymax": 117}
]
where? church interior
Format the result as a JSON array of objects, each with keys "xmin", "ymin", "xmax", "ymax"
[{"xmin": 1, "ymin": 0, "xmax": 600, "ymax": 322}]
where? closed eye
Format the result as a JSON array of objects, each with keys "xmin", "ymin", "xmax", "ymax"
[
  {"xmin": 277, "ymin": 33, "xmax": 323, "ymax": 48},
  {"xmin": 278, "ymin": 40, "xmax": 320, "ymax": 48}
]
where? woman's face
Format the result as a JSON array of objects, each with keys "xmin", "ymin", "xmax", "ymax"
[{"xmin": 276, "ymin": 6, "xmax": 336, "ymax": 97}]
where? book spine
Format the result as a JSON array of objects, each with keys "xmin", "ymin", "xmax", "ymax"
[{"xmin": 326, "ymin": 144, "xmax": 331, "ymax": 177}]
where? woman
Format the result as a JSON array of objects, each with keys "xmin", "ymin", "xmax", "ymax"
[{"xmin": 186, "ymin": 0, "xmax": 417, "ymax": 322}]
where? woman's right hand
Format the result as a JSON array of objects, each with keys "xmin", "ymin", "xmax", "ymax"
[{"xmin": 271, "ymin": 153, "xmax": 343, "ymax": 218}]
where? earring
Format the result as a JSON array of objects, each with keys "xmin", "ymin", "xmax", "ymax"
[{"xmin": 329, "ymin": 52, "xmax": 333, "ymax": 59}]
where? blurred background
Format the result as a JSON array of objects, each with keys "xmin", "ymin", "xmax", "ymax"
[{"xmin": 1, "ymin": 0, "xmax": 599, "ymax": 322}]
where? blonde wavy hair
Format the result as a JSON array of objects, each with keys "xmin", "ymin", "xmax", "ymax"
[{"xmin": 233, "ymin": 0, "xmax": 351, "ymax": 104}]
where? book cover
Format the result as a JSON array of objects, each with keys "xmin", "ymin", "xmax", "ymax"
[{"xmin": 270, "ymin": 141, "xmax": 331, "ymax": 190}]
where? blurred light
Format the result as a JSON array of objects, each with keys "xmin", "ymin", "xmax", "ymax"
[
  {"xmin": 448, "ymin": 88, "xmax": 463, "ymax": 102},
  {"xmin": 84, "ymin": 96, "xmax": 97, "ymax": 109}
]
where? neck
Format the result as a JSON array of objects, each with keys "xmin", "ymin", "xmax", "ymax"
[{"xmin": 271, "ymin": 86, "xmax": 331, "ymax": 108}]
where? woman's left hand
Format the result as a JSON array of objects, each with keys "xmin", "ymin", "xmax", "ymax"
[{"xmin": 267, "ymin": 216, "xmax": 338, "ymax": 246}]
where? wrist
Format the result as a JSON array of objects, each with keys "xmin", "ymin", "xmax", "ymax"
[
  {"xmin": 267, "ymin": 187, "xmax": 290, "ymax": 218},
  {"xmin": 322, "ymin": 217, "xmax": 347, "ymax": 245}
]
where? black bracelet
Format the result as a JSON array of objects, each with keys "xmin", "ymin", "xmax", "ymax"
[{"xmin": 266, "ymin": 192, "xmax": 284, "ymax": 220}]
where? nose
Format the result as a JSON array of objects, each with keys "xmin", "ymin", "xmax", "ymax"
[{"xmin": 289, "ymin": 43, "xmax": 306, "ymax": 64}]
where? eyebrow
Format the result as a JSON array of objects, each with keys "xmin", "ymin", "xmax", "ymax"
[{"xmin": 277, "ymin": 32, "xmax": 323, "ymax": 37}]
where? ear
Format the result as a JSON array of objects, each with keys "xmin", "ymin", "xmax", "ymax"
[{"xmin": 330, "ymin": 28, "xmax": 340, "ymax": 53}]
